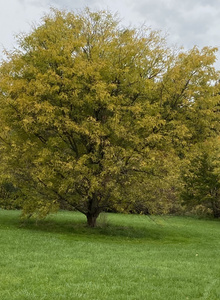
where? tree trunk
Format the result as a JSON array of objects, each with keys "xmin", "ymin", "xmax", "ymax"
[
  {"xmin": 86, "ymin": 212, "xmax": 99, "ymax": 227},
  {"xmin": 212, "ymin": 201, "xmax": 220, "ymax": 218},
  {"xmin": 86, "ymin": 195, "xmax": 101, "ymax": 227}
]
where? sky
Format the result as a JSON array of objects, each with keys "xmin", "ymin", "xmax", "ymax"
[{"xmin": 1, "ymin": 0, "xmax": 220, "ymax": 68}]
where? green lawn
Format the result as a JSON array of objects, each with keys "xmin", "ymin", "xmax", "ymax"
[{"xmin": 0, "ymin": 210, "xmax": 219, "ymax": 300}]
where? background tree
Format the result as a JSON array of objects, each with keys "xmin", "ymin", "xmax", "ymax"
[
  {"xmin": 0, "ymin": 8, "xmax": 219, "ymax": 226},
  {"xmin": 181, "ymin": 138, "xmax": 220, "ymax": 218}
]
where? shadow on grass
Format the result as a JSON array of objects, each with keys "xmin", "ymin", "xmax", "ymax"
[
  {"xmin": 0, "ymin": 209, "xmax": 196, "ymax": 243},
  {"xmin": 20, "ymin": 221, "xmax": 172, "ymax": 242}
]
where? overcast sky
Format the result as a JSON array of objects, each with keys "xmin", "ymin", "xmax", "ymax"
[{"xmin": 1, "ymin": 0, "xmax": 220, "ymax": 68}]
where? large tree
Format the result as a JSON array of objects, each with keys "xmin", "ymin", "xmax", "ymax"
[{"xmin": 0, "ymin": 9, "xmax": 219, "ymax": 226}]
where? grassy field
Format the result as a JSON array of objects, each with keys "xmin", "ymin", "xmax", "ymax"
[{"xmin": 0, "ymin": 210, "xmax": 219, "ymax": 300}]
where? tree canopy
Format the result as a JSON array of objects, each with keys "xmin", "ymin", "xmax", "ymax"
[{"xmin": 0, "ymin": 8, "xmax": 219, "ymax": 226}]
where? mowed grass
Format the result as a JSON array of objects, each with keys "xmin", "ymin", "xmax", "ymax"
[{"xmin": 0, "ymin": 210, "xmax": 219, "ymax": 300}]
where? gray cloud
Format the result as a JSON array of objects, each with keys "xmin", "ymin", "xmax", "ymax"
[{"xmin": 132, "ymin": 0, "xmax": 220, "ymax": 49}]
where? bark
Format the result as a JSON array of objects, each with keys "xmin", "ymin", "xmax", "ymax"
[
  {"xmin": 86, "ymin": 212, "xmax": 99, "ymax": 227},
  {"xmin": 86, "ymin": 195, "xmax": 100, "ymax": 227}
]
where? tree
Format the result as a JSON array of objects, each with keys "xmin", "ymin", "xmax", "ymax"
[
  {"xmin": 0, "ymin": 8, "xmax": 219, "ymax": 226},
  {"xmin": 181, "ymin": 138, "xmax": 220, "ymax": 218}
]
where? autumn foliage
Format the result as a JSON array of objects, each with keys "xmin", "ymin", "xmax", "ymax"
[{"xmin": 0, "ymin": 9, "xmax": 219, "ymax": 226}]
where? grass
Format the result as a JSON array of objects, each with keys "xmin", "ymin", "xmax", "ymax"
[{"xmin": 0, "ymin": 210, "xmax": 219, "ymax": 300}]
